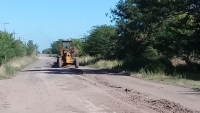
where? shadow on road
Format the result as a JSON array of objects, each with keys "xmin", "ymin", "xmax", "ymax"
[
  {"xmin": 69, "ymin": 68, "xmax": 129, "ymax": 76},
  {"xmin": 21, "ymin": 61, "xmax": 128, "ymax": 76},
  {"xmin": 22, "ymin": 68, "xmax": 78, "ymax": 74},
  {"xmin": 180, "ymin": 89, "xmax": 200, "ymax": 95},
  {"xmin": 21, "ymin": 62, "xmax": 79, "ymax": 74},
  {"xmin": 22, "ymin": 68, "xmax": 128, "ymax": 76}
]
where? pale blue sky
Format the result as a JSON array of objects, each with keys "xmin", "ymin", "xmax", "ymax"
[{"xmin": 0, "ymin": 0, "xmax": 118, "ymax": 52}]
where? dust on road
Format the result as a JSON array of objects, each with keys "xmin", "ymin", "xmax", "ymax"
[{"xmin": 0, "ymin": 54, "xmax": 200, "ymax": 113}]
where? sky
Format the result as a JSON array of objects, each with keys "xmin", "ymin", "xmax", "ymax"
[{"xmin": 0, "ymin": 0, "xmax": 118, "ymax": 52}]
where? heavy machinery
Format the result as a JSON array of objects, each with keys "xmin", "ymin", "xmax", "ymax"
[{"xmin": 57, "ymin": 40, "xmax": 79, "ymax": 68}]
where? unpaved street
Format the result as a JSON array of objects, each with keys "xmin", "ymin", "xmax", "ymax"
[{"xmin": 0, "ymin": 55, "xmax": 200, "ymax": 113}]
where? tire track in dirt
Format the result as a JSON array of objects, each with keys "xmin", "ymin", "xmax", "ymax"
[
  {"xmin": 75, "ymin": 74, "xmax": 200, "ymax": 113},
  {"xmin": 51, "ymin": 75, "xmax": 120, "ymax": 113},
  {"xmin": 95, "ymin": 76, "xmax": 200, "ymax": 113},
  {"xmin": 75, "ymin": 75, "xmax": 156, "ymax": 113}
]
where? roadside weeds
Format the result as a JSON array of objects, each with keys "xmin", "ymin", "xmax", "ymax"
[
  {"xmin": 0, "ymin": 55, "xmax": 38, "ymax": 79},
  {"xmin": 129, "ymin": 72, "xmax": 200, "ymax": 90}
]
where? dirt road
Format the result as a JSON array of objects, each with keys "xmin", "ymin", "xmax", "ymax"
[{"xmin": 0, "ymin": 55, "xmax": 200, "ymax": 113}]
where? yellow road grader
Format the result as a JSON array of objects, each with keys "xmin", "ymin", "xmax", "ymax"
[{"xmin": 57, "ymin": 40, "xmax": 79, "ymax": 68}]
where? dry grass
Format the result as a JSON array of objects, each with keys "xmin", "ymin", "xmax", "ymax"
[
  {"xmin": 0, "ymin": 66, "xmax": 6, "ymax": 79},
  {"xmin": 79, "ymin": 56, "xmax": 122, "ymax": 69},
  {"xmin": 89, "ymin": 60, "xmax": 122, "ymax": 69},
  {"xmin": 0, "ymin": 55, "xmax": 37, "ymax": 79},
  {"xmin": 79, "ymin": 55, "xmax": 96, "ymax": 65},
  {"xmin": 131, "ymin": 72, "xmax": 200, "ymax": 90}
]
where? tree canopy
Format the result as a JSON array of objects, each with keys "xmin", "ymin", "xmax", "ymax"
[{"xmin": 0, "ymin": 31, "xmax": 38, "ymax": 65}]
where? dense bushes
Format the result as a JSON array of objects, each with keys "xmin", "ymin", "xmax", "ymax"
[{"xmin": 0, "ymin": 31, "xmax": 38, "ymax": 65}]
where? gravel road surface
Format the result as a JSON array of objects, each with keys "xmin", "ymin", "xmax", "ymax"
[{"xmin": 0, "ymin": 54, "xmax": 200, "ymax": 113}]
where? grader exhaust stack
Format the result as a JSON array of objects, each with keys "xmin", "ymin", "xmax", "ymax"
[{"xmin": 57, "ymin": 40, "xmax": 79, "ymax": 68}]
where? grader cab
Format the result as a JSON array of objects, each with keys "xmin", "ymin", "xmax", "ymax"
[{"xmin": 57, "ymin": 40, "xmax": 79, "ymax": 68}]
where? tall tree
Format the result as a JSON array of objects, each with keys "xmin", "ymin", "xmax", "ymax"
[
  {"xmin": 50, "ymin": 39, "xmax": 63, "ymax": 55},
  {"xmin": 84, "ymin": 25, "xmax": 116, "ymax": 59},
  {"xmin": 109, "ymin": 0, "xmax": 200, "ymax": 60}
]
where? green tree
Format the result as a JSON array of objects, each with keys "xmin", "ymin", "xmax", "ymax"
[
  {"xmin": 0, "ymin": 31, "xmax": 38, "ymax": 65},
  {"xmin": 42, "ymin": 48, "xmax": 52, "ymax": 54},
  {"xmin": 84, "ymin": 25, "xmax": 116, "ymax": 59},
  {"xmin": 26, "ymin": 40, "xmax": 36, "ymax": 55},
  {"xmin": 109, "ymin": 0, "xmax": 200, "ymax": 60},
  {"xmin": 71, "ymin": 38, "xmax": 85, "ymax": 56},
  {"xmin": 12, "ymin": 40, "xmax": 27, "ymax": 57},
  {"xmin": 50, "ymin": 39, "xmax": 63, "ymax": 55}
]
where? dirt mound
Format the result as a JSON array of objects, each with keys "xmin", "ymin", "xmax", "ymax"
[{"xmin": 146, "ymin": 99, "xmax": 200, "ymax": 113}]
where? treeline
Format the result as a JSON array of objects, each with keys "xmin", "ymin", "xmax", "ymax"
[
  {"xmin": 0, "ymin": 31, "xmax": 38, "ymax": 65},
  {"xmin": 43, "ymin": 0, "xmax": 200, "ymax": 79},
  {"xmin": 42, "ymin": 38, "xmax": 85, "ymax": 56}
]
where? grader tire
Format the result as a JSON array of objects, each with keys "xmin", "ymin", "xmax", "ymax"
[
  {"xmin": 58, "ymin": 57, "xmax": 62, "ymax": 68},
  {"xmin": 74, "ymin": 57, "xmax": 79, "ymax": 68}
]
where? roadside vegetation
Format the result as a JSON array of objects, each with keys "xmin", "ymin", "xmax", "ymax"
[
  {"xmin": 0, "ymin": 31, "xmax": 39, "ymax": 79},
  {"xmin": 42, "ymin": 0, "xmax": 200, "ymax": 89}
]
